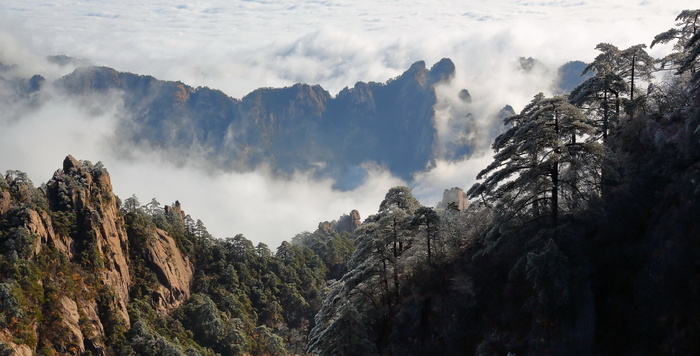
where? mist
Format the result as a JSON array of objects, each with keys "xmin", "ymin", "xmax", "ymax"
[{"xmin": 1, "ymin": 0, "xmax": 696, "ymax": 247}]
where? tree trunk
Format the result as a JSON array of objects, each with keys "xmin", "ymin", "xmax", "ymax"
[
  {"xmin": 603, "ymin": 89, "xmax": 609, "ymax": 142},
  {"xmin": 393, "ymin": 263, "xmax": 400, "ymax": 300},
  {"xmin": 426, "ymin": 220, "xmax": 432, "ymax": 267},
  {"xmin": 552, "ymin": 107, "xmax": 560, "ymax": 227},
  {"xmin": 630, "ymin": 53, "xmax": 636, "ymax": 102},
  {"xmin": 392, "ymin": 217, "xmax": 399, "ymax": 257},
  {"xmin": 381, "ymin": 256, "xmax": 391, "ymax": 311},
  {"xmin": 552, "ymin": 164, "xmax": 559, "ymax": 227}
]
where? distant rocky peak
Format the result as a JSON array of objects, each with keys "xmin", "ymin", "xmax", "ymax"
[
  {"xmin": 402, "ymin": 58, "xmax": 456, "ymax": 88},
  {"xmin": 407, "ymin": 60, "xmax": 427, "ymax": 74},
  {"xmin": 164, "ymin": 200, "xmax": 186, "ymax": 221},
  {"xmin": 428, "ymin": 58, "xmax": 456, "ymax": 84},
  {"xmin": 49, "ymin": 58, "xmax": 463, "ymax": 186},
  {"xmin": 336, "ymin": 209, "xmax": 362, "ymax": 233},
  {"xmin": 27, "ymin": 75, "xmax": 46, "ymax": 93},
  {"xmin": 317, "ymin": 209, "xmax": 362, "ymax": 235},
  {"xmin": 47, "ymin": 54, "xmax": 93, "ymax": 67},
  {"xmin": 437, "ymin": 187, "xmax": 468, "ymax": 212},
  {"xmin": 0, "ymin": 60, "xmax": 13, "ymax": 72},
  {"xmin": 556, "ymin": 60, "xmax": 592, "ymax": 94},
  {"xmin": 63, "ymin": 155, "xmax": 86, "ymax": 178},
  {"xmin": 59, "ymin": 66, "xmax": 121, "ymax": 92},
  {"xmin": 459, "ymin": 89, "xmax": 472, "ymax": 103}
]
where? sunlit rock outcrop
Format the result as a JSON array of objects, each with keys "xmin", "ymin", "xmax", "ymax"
[{"xmin": 147, "ymin": 227, "xmax": 194, "ymax": 310}]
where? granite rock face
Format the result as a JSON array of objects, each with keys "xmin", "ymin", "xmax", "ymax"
[
  {"xmin": 0, "ymin": 156, "xmax": 194, "ymax": 354},
  {"xmin": 147, "ymin": 227, "xmax": 194, "ymax": 311},
  {"xmin": 45, "ymin": 156, "xmax": 133, "ymax": 326},
  {"xmin": 335, "ymin": 209, "xmax": 362, "ymax": 233}
]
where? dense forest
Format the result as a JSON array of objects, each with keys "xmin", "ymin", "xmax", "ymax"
[{"xmin": 1, "ymin": 9, "xmax": 700, "ymax": 355}]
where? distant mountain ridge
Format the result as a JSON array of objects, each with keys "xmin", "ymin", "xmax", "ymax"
[
  {"xmin": 1, "ymin": 57, "xmax": 588, "ymax": 188},
  {"xmin": 556, "ymin": 60, "xmax": 593, "ymax": 93},
  {"xmin": 54, "ymin": 59, "xmax": 456, "ymax": 188}
]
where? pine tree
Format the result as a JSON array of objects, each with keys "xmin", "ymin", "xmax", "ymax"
[
  {"xmin": 651, "ymin": 9, "xmax": 700, "ymax": 139},
  {"xmin": 574, "ymin": 43, "xmax": 655, "ymax": 118},
  {"xmin": 307, "ymin": 289, "xmax": 378, "ymax": 356},
  {"xmin": 651, "ymin": 10, "xmax": 700, "ymax": 73},
  {"xmin": 569, "ymin": 72, "xmax": 627, "ymax": 141},
  {"xmin": 619, "ymin": 44, "xmax": 655, "ymax": 103},
  {"xmin": 411, "ymin": 207, "xmax": 440, "ymax": 267},
  {"xmin": 307, "ymin": 187, "xmax": 423, "ymax": 354},
  {"xmin": 469, "ymin": 94, "xmax": 603, "ymax": 227}
]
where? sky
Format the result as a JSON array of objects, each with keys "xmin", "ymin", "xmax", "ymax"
[{"xmin": 0, "ymin": 0, "xmax": 696, "ymax": 247}]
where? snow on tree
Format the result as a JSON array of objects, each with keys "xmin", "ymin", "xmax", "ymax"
[
  {"xmin": 306, "ymin": 187, "xmax": 424, "ymax": 355},
  {"xmin": 122, "ymin": 194, "xmax": 142, "ymax": 214},
  {"xmin": 469, "ymin": 94, "xmax": 604, "ymax": 227},
  {"xmin": 411, "ymin": 206, "xmax": 440, "ymax": 267},
  {"xmin": 619, "ymin": 44, "xmax": 655, "ymax": 102},
  {"xmin": 576, "ymin": 43, "xmax": 655, "ymax": 117},
  {"xmin": 307, "ymin": 281, "xmax": 378, "ymax": 356},
  {"xmin": 651, "ymin": 9, "xmax": 700, "ymax": 138},
  {"xmin": 378, "ymin": 186, "xmax": 420, "ymax": 213},
  {"xmin": 569, "ymin": 71, "xmax": 628, "ymax": 141},
  {"xmin": 651, "ymin": 10, "xmax": 700, "ymax": 73},
  {"xmin": 145, "ymin": 197, "xmax": 163, "ymax": 217}
]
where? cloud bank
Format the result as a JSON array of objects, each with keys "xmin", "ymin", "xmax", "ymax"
[
  {"xmin": 2, "ymin": 0, "xmax": 692, "ymax": 96},
  {"xmin": 0, "ymin": 0, "xmax": 696, "ymax": 247}
]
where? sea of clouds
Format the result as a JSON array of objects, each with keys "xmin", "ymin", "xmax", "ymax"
[{"xmin": 0, "ymin": 0, "xmax": 695, "ymax": 247}]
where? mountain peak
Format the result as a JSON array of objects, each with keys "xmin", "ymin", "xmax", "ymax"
[
  {"xmin": 407, "ymin": 60, "xmax": 427, "ymax": 72},
  {"xmin": 402, "ymin": 58, "xmax": 455, "ymax": 88},
  {"xmin": 429, "ymin": 58, "xmax": 456, "ymax": 83},
  {"xmin": 63, "ymin": 155, "xmax": 85, "ymax": 176}
]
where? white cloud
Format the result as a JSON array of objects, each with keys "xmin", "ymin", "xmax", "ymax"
[
  {"xmin": 2, "ymin": 0, "xmax": 693, "ymax": 96},
  {"xmin": 1, "ymin": 0, "xmax": 698, "ymax": 247},
  {"xmin": 0, "ymin": 90, "xmax": 121, "ymax": 178}
]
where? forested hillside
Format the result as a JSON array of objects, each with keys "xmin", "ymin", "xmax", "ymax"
[{"xmin": 0, "ymin": 9, "xmax": 699, "ymax": 356}]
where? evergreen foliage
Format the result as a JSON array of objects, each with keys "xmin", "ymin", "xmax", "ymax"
[
  {"xmin": 291, "ymin": 229, "xmax": 355, "ymax": 280},
  {"xmin": 652, "ymin": 10, "xmax": 700, "ymax": 72},
  {"xmin": 468, "ymin": 94, "xmax": 603, "ymax": 228},
  {"xmin": 122, "ymin": 201, "xmax": 328, "ymax": 355}
]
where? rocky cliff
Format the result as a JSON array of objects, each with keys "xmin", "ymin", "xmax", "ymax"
[
  {"xmin": 47, "ymin": 156, "xmax": 133, "ymax": 324},
  {"xmin": 145, "ymin": 227, "xmax": 194, "ymax": 311},
  {"xmin": 0, "ymin": 156, "xmax": 193, "ymax": 355}
]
